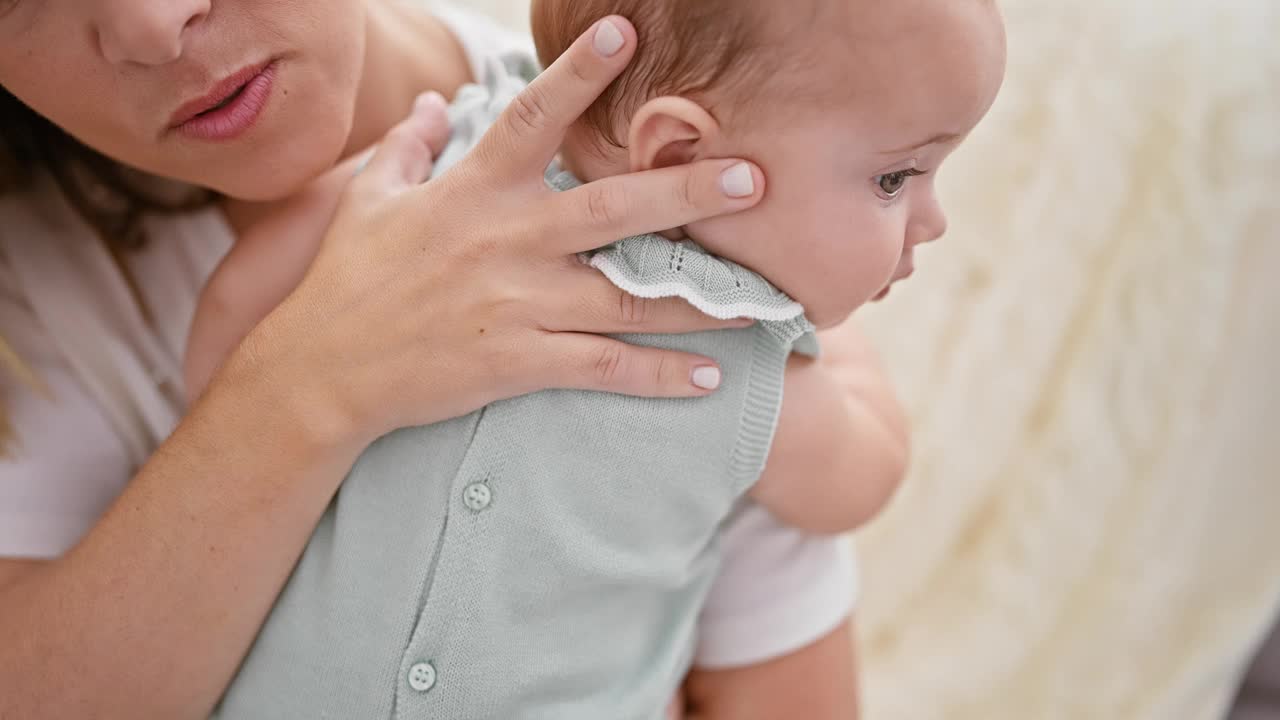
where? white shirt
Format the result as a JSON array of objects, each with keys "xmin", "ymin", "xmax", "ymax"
[{"xmin": 0, "ymin": 2, "xmax": 854, "ymax": 669}]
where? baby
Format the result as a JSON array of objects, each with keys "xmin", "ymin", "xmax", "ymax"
[{"xmin": 190, "ymin": 0, "xmax": 1005, "ymax": 718}]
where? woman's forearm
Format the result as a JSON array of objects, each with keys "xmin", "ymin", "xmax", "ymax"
[{"xmin": 0, "ymin": 353, "xmax": 360, "ymax": 720}]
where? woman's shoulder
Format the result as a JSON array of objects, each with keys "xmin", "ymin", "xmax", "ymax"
[
  {"xmin": 0, "ymin": 250, "xmax": 135, "ymax": 560},
  {"xmin": 0, "ymin": 181, "xmax": 229, "ymax": 403},
  {"xmin": 0, "ymin": 180, "xmax": 231, "ymax": 345},
  {"xmin": 0, "ymin": 184, "xmax": 234, "ymax": 560},
  {"xmin": 0, "ymin": 360, "xmax": 135, "ymax": 560}
]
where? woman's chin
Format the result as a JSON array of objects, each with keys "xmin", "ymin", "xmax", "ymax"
[
  {"xmin": 200, "ymin": 141, "xmax": 347, "ymax": 201},
  {"xmin": 209, "ymin": 169, "xmax": 320, "ymax": 202}
]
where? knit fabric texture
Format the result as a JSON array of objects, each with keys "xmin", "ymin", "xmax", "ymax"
[
  {"xmin": 544, "ymin": 168, "xmax": 818, "ymax": 356},
  {"xmin": 214, "ymin": 50, "xmax": 815, "ymax": 720}
]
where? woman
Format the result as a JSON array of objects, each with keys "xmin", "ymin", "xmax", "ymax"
[{"xmin": 0, "ymin": 2, "xmax": 866, "ymax": 717}]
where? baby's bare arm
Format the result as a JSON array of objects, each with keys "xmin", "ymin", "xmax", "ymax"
[
  {"xmin": 685, "ymin": 619, "xmax": 859, "ymax": 720},
  {"xmin": 749, "ymin": 326, "xmax": 909, "ymax": 535},
  {"xmin": 184, "ymin": 166, "xmax": 355, "ymax": 402}
]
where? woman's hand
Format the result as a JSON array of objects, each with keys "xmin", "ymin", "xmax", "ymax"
[{"xmin": 231, "ymin": 16, "xmax": 767, "ymax": 451}]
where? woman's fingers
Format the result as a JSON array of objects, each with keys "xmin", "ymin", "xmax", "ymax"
[
  {"xmin": 542, "ymin": 159, "xmax": 765, "ymax": 255},
  {"xmin": 545, "ymin": 266, "xmax": 752, "ymax": 334},
  {"xmin": 480, "ymin": 16, "xmax": 638, "ymax": 173},
  {"xmin": 546, "ymin": 334, "xmax": 725, "ymax": 398},
  {"xmin": 353, "ymin": 92, "xmax": 452, "ymax": 197}
]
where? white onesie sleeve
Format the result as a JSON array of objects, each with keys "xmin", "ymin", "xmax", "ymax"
[{"xmin": 695, "ymin": 503, "xmax": 859, "ymax": 669}]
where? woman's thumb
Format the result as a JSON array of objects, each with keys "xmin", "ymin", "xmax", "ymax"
[{"xmin": 358, "ymin": 91, "xmax": 452, "ymax": 193}]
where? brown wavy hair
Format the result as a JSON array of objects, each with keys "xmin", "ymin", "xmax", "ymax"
[
  {"xmin": 531, "ymin": 0, "xmax": 791, "ymax": 154},
  {"xmin": 0, "ymin": 84, "xmax": 216, "ymax": 451},
  {"xmin": 0, "ymin": 85, "xmax": 216, "ymax": 247}
]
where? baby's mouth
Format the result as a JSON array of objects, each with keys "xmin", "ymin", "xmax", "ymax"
[{"xmin": 872, "ymin": 255, "xmax": 917, "ymax": 301}]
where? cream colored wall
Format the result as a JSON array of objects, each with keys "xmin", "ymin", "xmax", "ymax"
[
  {"xmin": 462, "ymin": 0, "xmax": 530, "ymax": 31},
  {"xmin": 456, "ymin": 1, "xmax": 1280, "ymax": 717}
]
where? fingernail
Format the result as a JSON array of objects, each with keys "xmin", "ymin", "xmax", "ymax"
[
  {"xmin": 720, "ymin": 163, "xmax": 755, "ymax": 198},
  {"xmin": 692, "ymin": 366, "xmax": 722, "ymax": 390},
  {"xmin": 594, "ymin": 20, "xmax": 625, "ymax": 57},
  {"xmin": 414, "ymin": 91, "xmax": 447, "ymax": 112}
]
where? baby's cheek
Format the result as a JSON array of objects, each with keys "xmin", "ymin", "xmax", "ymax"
[
  {"xmin": 805, "ymin": 266, "xmax": 888, "ymax": 327},
  {"xmin": 826, "ymin": 214, "xmax": 901, "ymax": 297},
  {"xmin": 775, "ymin": 246, "xmax": 871, "ymax": 329}
]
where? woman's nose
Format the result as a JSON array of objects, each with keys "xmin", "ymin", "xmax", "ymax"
[{"xmin": 96, "ymin": 0, "xmax": 210, "ymax": 66}]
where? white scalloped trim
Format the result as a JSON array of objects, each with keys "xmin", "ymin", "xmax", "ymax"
[{"xmin": 590, "ymin": 253, "xmax": 805, "ymax": 322}]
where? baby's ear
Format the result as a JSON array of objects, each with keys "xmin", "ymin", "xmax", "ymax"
[{"xmin": 627, "ymin": 97, "xmax": 721, "ymax": 172}]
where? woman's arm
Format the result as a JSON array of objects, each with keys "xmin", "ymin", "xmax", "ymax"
[
  {"xmin": 1, "ymin": 355, "xmax": 362, "ymax": 719},
  {"xmin": 750, "ymin": 325, "xmax": 910, "ymax": 534},
  {"xmin": 0, "ymin": 559, "xmax": 39, "ymax": 589},
  {"xmin": 1, "ymin": 17, "xmax": 767, "ymax": 719}
]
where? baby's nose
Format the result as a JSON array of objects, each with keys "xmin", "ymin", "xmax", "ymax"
[{"xmin": 909, "ymin": 210, "xmax": 948, "ymax": 248}]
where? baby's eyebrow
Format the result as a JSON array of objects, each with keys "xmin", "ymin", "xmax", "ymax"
[{"xmin": 878, "ymin": 132, "xmax": 962, "ymax": 155}]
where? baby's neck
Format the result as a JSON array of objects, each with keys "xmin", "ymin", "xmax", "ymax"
[{"xmin": 557, "ymin": 134, "xmax": 628, "ymax": 186}]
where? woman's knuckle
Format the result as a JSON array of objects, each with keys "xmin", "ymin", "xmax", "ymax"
[
  {"xmin": 508, "ymin": 84, "xmax": 553, "ymax": 136},
  {"xmin": 653, "ymin": 353, "xmax": 672, "ymax": 387},
  {"xmin": 565, "ymin": 52, "xmax": 593, "ymax": 84},
  {"xmin": 618, "ymin": 291, "xmax": 650, "ymax": 325},
  {"xmin": 593, "ymin": 344, "xmax": 626, "ymax": 386},
  {"xmin": 584, "ymin": 184, "xmax": 625, "ymax": 229},
  {"xmin": 678, "ymin": 171, "xmax": 700, "ymax": 213}
]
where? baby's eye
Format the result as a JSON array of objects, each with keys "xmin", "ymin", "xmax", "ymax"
[{"xmin": 874, "ymin": 169, "xmax": 927, "ymax": 200}]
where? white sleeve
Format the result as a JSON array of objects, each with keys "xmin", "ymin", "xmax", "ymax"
[
  {"xmin": 0, "ymin": 279, "xmax": 133, "ymax": 560},
  {"xmin": 694, "ymin": 503, "xmax": 859, "ymax": 669}
]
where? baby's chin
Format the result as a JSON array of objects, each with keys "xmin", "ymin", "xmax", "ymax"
[
  {"xmin": 805, "ymin": 301, "xmax": 861, "ymax": 330},
  {"xmin": 805, "ymin": 282, "xmax": 896, "ymax": 326},
  {"xmin": 869, "ymin": 253, "xmax": 918, "ymax": 302},
  {"xmin": 870, "ymin": 276, "xmax": 910, "ymax": 303}
]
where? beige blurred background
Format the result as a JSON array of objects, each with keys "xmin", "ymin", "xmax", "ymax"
[{"xmin": 457, "ymin": 0, "xmax": 1280, "ymax": 717}]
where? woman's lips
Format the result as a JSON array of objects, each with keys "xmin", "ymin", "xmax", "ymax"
[{"xmin": 169, "ymin": 61, "xmax": 276, "ymax": 141}]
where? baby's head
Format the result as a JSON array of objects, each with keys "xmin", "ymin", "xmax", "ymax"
[{"xmin": 533, "ymin": 0, "xmax": 1006, "ymax": 327}]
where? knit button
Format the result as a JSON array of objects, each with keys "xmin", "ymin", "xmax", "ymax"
[
  {"xmin": 408, "ymin": 662, "xmax": 437, "ymax": 693},
  {"xmin": 463, "ymin": 483, "xmax": 492, "ymax": 512}
]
